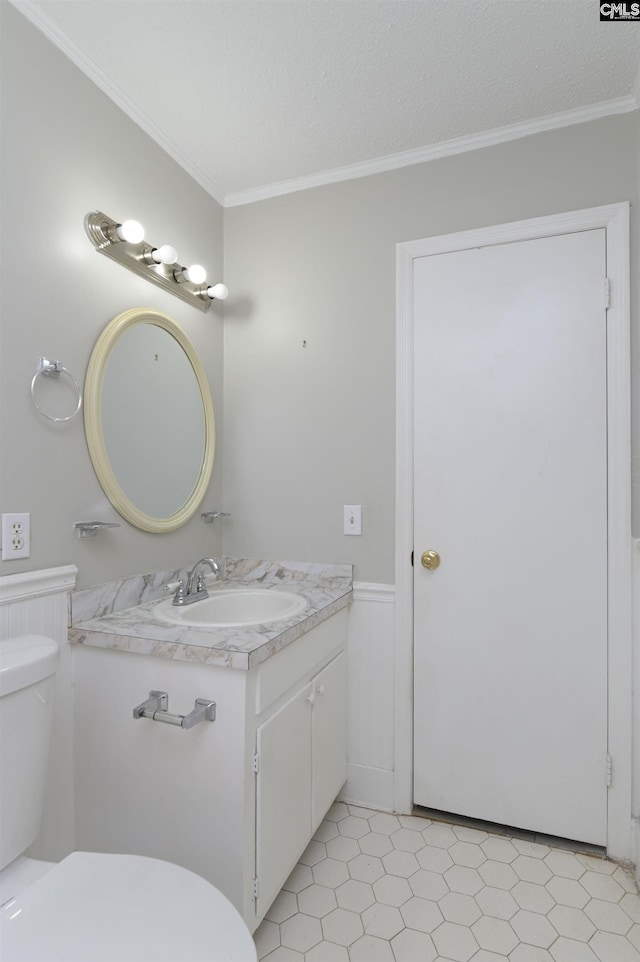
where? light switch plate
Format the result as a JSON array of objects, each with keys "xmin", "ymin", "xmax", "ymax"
[{"xmin": 343, "ymin": 504, "xmax": 362, "ymax": 536}]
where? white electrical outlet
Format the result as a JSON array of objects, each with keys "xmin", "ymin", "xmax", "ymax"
[
  {"xmin": 1, "ymin": 513, "xmax": 30, "ymax": 560},
  {"xmin": 343, "ymin": 504, "xmax": 362, "ymax": 536}
]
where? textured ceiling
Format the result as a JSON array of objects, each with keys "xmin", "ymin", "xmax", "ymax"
[{"xmin": 15, "ymin": 0, "xmax": 640, "ymax": 204}]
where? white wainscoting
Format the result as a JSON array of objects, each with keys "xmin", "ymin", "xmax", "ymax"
[
  {"xmin": 0, "ymin": 565, "xmax": 77, "ymax": 861},
  {"xmin": 340, "ymin": 582, "xmax": 396, "ymax": 812}
]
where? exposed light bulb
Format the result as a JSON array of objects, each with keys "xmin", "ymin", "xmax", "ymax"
[
  {"xmin": 151, "ymin": 245, "xmax": 178, "ymax": 266},
  {"xmin": 207, "ymin": 283, "xmax": 229, "ymax": 300},
  {"xmin": 115, "ymin": 219, "xmax": 144, "ymax": 244},
  {"xmin": 183, "ymin": 264, "xmax": 207, "ymax": 285}
]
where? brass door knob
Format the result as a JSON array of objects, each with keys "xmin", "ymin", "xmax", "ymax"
[{"xmin": 421, "ymin": 550, "xmax": 441, "ymax": 570}]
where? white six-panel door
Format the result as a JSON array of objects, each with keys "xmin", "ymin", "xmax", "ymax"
[{"xmin": 412, "ymin": 229, "xmax": 609, "ymax": 844}]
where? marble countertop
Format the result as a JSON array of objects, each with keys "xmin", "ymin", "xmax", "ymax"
[{"xmin": 69, "ymin": 559, "xmax": 352, "ymax": 670}]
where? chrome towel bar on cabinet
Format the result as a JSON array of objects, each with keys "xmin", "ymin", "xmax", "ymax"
[{"xmin": 133, "ymin": 690, "xmax": 216, "ymax": 729}]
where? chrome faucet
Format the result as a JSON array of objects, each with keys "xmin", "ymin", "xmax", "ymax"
[{"xmin": 172, "ymin": 558, "xmax": 220, "ymax": 606}]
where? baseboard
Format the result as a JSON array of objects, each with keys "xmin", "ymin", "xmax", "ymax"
[{"xmin": 339, "ymin": 762, "xmax": 395, "ymax": 813}]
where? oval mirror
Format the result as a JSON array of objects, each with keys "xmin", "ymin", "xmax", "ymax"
[{"xmin": 84, "ymin": 308, "xmax": 215, "ymax": 532}]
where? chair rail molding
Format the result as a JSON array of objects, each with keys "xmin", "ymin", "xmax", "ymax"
[{"xmin": 0, "ymin": 564, "xmax": 77, "ymax": 603}]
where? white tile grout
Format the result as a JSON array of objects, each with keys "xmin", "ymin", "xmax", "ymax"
[{"xmin": 254, "ymin": 806, "xmax": 640, "ymax": 962}]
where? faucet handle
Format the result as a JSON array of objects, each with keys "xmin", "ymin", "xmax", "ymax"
[{"xmin": 171, "ymin": 579, "xmax": 188, "ymax": 605}]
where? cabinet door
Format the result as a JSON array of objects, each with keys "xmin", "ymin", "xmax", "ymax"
[
  {"xmin": 255, "ymin": 682, "xmax": 312, "ymax": 918},
  {"xmin": 311, "ymin": 652, "xmax": 348, "ymax": 831}
]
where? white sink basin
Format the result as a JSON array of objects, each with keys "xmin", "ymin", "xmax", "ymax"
[{"xmin": 156, "ymin": 588, "xmax": 307, "ymax": 628}]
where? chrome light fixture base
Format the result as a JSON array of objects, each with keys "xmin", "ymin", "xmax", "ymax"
[{"xmin": 85, "ymin": 211, "xmax": 212, "ymax": 312}]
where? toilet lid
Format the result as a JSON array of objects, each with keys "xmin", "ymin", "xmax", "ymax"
[{"xmin": 1, "ymin": 851, "xmax": 257, "ymax": 962}]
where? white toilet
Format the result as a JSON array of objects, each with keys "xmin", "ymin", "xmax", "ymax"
[{"xmin": 0, "ymin": 635, "xmax": 258, "ymax": 962}]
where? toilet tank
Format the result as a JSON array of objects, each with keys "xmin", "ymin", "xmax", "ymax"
[{"xmin": 0, "ymin": 635, "xmax": 59, "ymax": 871}]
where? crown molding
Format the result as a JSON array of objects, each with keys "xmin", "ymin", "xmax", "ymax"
[
  {"xmin": 224, "ymin": 94, "xmax": 638, "ymax": 207},
  {"xmin": 10, "ymin": 0, "xmax": 226, "ymax": 206}
]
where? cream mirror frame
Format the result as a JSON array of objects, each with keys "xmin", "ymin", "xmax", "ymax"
[{"xmin": 84, "ymin": 308, "xmax": 215, "ymax": 533}]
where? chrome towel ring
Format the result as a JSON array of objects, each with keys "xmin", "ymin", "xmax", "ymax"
[{"xmin": 30, "ymin": 356, "xmax": 82, "ymax": 422}]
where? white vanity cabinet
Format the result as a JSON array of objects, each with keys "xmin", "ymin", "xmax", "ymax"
[
  {"xmin": 71, "ymin": 605, "xmax": 348, "ymax": 932},
  {"xmin": 311, "ymin": 653, "xmax": 348, "ymax": 826},
  {"xmin": 255, "ymin": 650, "xmax": 347, "ymax": 917}
]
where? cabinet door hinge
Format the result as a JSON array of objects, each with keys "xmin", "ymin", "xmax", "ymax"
[
  {"xmin": 606, "ymin": 753, "xmax": 613, "ymax": 787},
  {"xmin": 252, "ymin": 752, "xmax": 259, "ymax": 774},
  {"xmin": 252, "ymin": 876, "xmax": 259, "ymax": 899},
  {"xmin": 604, "ymin": 278, "xmax": 611, "ymax": 310}
]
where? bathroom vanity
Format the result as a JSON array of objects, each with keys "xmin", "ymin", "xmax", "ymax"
[{"xmin": 69, "ymin": 560, "xmax": 351, "ymax": 931}]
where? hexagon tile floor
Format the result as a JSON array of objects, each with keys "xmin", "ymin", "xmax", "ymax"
[{"xmin": 253, "ymin": 803, "xmax": 640, "ymax": 962}]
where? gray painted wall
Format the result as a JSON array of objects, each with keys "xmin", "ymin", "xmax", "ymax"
[
  {"xmin": 223, "ymin": 114, "xmax": 639, "ymax": 585},
  {"xmin": 0, "ymin": 5, "xmax": 225, "ymax": 588},
  {"xmin": 1, "ymin": 4, "xmax": 637, "ymax": 594}
]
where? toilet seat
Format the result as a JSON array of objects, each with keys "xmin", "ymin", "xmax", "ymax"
[{"xmin": 1, "ymin": 851, "xmax": 257, "ymax": 962}]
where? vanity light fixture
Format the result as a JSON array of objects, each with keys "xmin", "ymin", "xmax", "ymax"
[{"xmin": 84, "ymin": 210, "xmax": 228, "ymax": 313}]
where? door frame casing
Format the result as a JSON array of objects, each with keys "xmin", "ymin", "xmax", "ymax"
[{"xmin": 395, "ymin": 203, "xmax": 633, "ymax": 859}]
